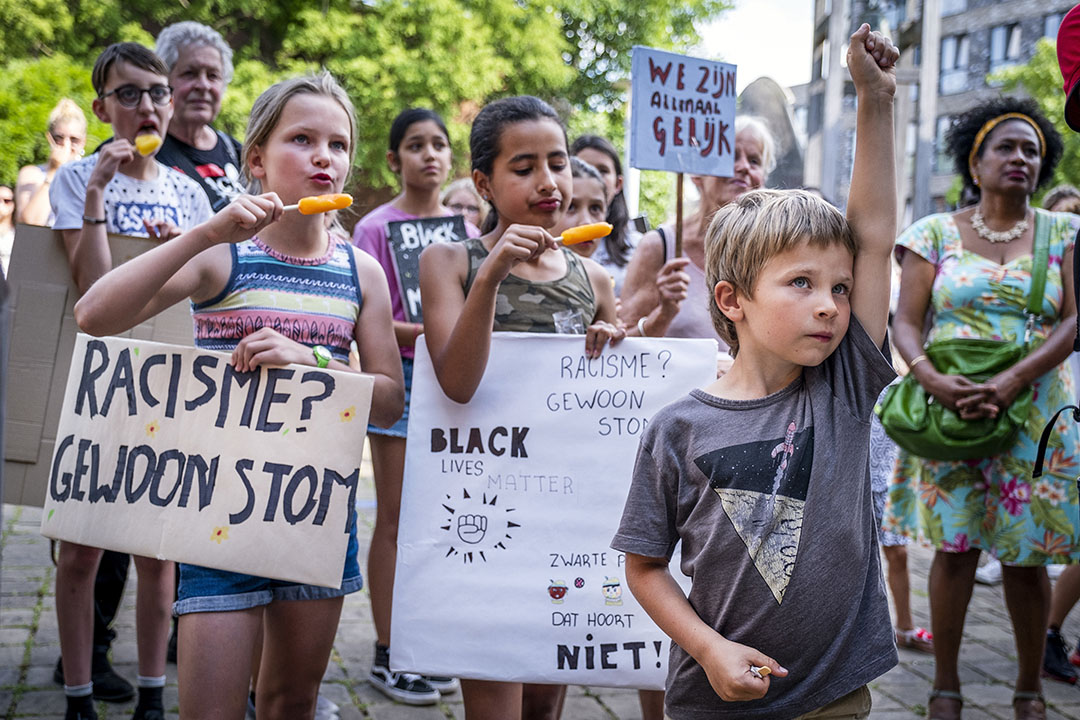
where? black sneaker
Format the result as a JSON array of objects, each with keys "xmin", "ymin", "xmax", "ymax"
[
  {"xmin": 368, "ymin": 664, "xmax": 440, "ymax": 705},
  {"xmin": 54, "ymin": 651, "xmax": 136, "ymax": 703},
  {"xmin": 64, "ymin": 695, "xmax": 98, "ymax": 720},
  {"xmin": 132, "ymin": 685, "xmax": 165, "ymax": 720},
  {"xmin": 131, "ymin": 708, "xmax": 165, "ymax": 720},
  {"xmin": 423, "ymin": 676, "xmax": 460, "ymax": 695},
  {"xmin": 1044, "ymin": 628, "xmax": 1078, "ymax": 684}
]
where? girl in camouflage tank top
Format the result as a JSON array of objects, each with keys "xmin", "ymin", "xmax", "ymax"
[
  {"xmin": 461, "ymin": 236, "xmax": 596, "ymax": 332},
  {"xmin": 419, "ymin": 96, "xmax": 625, "ymax": 717}
]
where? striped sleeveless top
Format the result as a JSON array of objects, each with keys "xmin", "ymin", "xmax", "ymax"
[
  {"xmin": 462, "ymin": 237, "xmax": 596, "ymax": 333},
  {"xmin": 191, "ymin": 235, "xmax": 363, "ymax": 360}
]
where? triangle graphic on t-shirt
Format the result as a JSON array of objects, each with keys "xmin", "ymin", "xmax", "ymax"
[
  {"xmin": 712, "ymin": 488, "xmax": 804, "ymax": 605},
  {"xmin": 695, "ymin": 422, "xmax": 813, "ymax": 605}
]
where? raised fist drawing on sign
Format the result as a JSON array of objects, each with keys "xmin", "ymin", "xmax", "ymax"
[{"xmin": 457, "ymin": 514, "xmax": 488, "ymax": 544}]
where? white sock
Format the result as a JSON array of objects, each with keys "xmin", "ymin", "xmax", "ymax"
[
  {"xmin": 64, "ymin": 682, "xmax": 93, "ymax": 697},
  {"xmin": 137, "ymin": 674, "xmax": 166, "ymax": 688}
]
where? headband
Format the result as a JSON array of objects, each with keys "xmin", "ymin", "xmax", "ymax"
[{"xmin": 968, "ymin": 113, "xmax": 1047, "ymax": 177}]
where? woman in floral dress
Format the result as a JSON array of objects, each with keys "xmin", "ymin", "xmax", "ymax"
[{"xmin": 890, "ymin": 97, "xmax": 1078, "ymax": 720}]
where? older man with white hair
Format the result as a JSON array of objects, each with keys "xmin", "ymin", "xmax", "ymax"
[{"xmin": 155, "ymin": 22, "xmax": 245, "ymax": 211}]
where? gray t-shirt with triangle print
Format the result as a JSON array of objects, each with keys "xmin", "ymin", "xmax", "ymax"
[{"xmin": 612, "ymin": 316, "xmax": 898, "ymax": 720}]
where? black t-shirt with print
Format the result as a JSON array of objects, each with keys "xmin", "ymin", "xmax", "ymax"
[{"xmin": 157, "ymin": 130, "xmax": 245, "ymax": 212}]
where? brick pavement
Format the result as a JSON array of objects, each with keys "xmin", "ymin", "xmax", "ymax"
[{"xmin": 5, "ymin": 465, "xmax": 1080, "ymax": 719}]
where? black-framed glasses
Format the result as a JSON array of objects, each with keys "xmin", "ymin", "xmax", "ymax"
[{"xmin": 100, "ymin": 84, "xmax": 172, "ymax": 108}]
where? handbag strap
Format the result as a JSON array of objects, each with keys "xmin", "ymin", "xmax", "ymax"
[
  {"xmin": 1021, "ymin": 209, "xmax": 1052, "ymax": 347},
  {"xmin": 1033, "ymin": 404, "xmax": 1080, "ymax": 478},
  {"xmin": 1027, "ymin": 209, "xmax": 1051, "ymax": 316}
]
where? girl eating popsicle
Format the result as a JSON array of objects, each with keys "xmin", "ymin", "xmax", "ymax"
[
  {"xmin": 72, "ymin": 71, "xmax": 404, "ymax": 720},
  {"xmin": 418, "ymin": 95, "xmax": 624, "ymax": 719}
]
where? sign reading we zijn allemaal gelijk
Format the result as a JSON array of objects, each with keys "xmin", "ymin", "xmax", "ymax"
[
  {"xmin": 40, "ymin": 334, "xmax": 373, "ymax": 588},
  {"xmin": 391, "ymin": 334, "xmax": 716, "ymax": 689},
  {"xmin": 630, "ymin": 46, "xmax": 737, "ymax": 176}
]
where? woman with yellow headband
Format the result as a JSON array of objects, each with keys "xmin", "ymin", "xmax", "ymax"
[{"xmin": 888, "ymin": 97, "xmax": 1075, "ymax": 720}]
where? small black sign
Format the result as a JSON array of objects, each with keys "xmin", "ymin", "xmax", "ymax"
[{"xmin": 388, "ymin": 215, "xmax": 469, "ymax": 323}]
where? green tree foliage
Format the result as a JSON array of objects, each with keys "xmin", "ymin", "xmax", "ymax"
[
  {"xmin": 0, "ymin": 55, "xmax": 112, "ymax": 186},
  {"xmin": 994, "ymin": 38, "xmax": 1080, "ymax": 201},
  {"xmin": 0, "ymin": 0, "xmax": 729, "ymax": 211}
]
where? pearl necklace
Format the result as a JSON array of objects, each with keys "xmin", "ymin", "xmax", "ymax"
[{"xmin": 971, "ymin": 208, "xmax": 1028, "ymax": 244}]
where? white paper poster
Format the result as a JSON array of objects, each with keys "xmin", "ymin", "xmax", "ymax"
[
  {"xmin": 392, "ymin": 334, "xmax": 716, "ymax": 688},
  {"xmin": 40, "ymin": 335, "xmax": 373, "ymax": 588},
  {"xmin": 630, "ymin": 46, "xmax": 738, "ymax": 176}
]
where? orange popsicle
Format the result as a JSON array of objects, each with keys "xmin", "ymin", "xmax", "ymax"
[
  {"xmin": 284, "ymin": 193, "xmax": 353, "ymax": 214},
  {"xmin": 134, "ymin": 134, "xmax": 162, "ymax": 156},
  {"xmin": 559, "ymin": 222, "xmax": 613, "ymax": 246}
]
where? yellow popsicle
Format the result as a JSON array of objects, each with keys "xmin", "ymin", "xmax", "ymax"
[
  {"xmin": 134, "ymin": 135, "xmax": 162, "ymax": 156},
  {"xmin": 559, "ymin": 222, "xmax": 613, "ymax": 246},
  {"xmin": 297, "ymin": 193, "xmax": 353, "ymax": 214}
]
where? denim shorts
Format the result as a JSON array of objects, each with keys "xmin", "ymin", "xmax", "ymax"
[
  {"xmin": 173, "ymin": 508, "xmax": 362, "ymax": 615},
  {"xmin": 367, "ymin": 356, "xmax": 412, "ymax": 439}
]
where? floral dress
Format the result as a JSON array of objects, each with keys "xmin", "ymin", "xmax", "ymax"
[{"xmin": 886, "ymin": 211, "xmax": 1080, "ymax": 565}]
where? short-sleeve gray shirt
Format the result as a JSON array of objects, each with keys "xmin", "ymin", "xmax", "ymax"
[{"xmin": 612, "ymin": 316, "xmax": 898, "ymax": 719}]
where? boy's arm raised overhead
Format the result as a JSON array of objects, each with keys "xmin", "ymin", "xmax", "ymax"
[{"xmin": 845, "ymin": 23, "xmax": 899, "ymax": 348}]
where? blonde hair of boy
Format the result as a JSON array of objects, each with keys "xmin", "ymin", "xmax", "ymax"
[
  {"xmin": 241, "ymin": 70, "xmax": 357, "ymax": 193},
  {"xmin": 704, "ymin": 189, "xmax": 856, "ymax": 355}
]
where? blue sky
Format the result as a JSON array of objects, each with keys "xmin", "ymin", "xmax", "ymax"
[{"xmin": 697, "ymin": 0, "xmax": 815, "ymax": 92}]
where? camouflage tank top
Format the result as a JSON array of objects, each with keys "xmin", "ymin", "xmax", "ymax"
[{"xmin": 462, "ymin": 237, "xmax": 597, "ymax": 333}]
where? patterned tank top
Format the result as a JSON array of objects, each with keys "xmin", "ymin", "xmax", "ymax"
[
  {"xmin": 462, "ymin": 237, "xmax": 596, "ymax": 333},
  {"xmin": 191, "ymin": 234, "xmax": 363, "ymax": 360}
]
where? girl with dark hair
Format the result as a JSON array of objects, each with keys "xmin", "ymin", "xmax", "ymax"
[
  {"xmin": 420, "ymin": 95, "xmax": 624, "ymax": 719},
  {"xmin": 890, "ymin": 96, "xmax": 1078, "ymax": 720},
  {"xmin": 570, "ymin": 135, "xmax": 633, "ymax": 292},
  {"xmin": 352, "ymin": 107, "xmax": 476, "ymax": 705}
]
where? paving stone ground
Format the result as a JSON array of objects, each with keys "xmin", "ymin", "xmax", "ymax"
[{"xmin": 4, "ymin": 459, "xmax": 1080, "ymax": 719}]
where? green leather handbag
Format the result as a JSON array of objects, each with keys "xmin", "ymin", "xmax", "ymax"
[{"xmin": 876, "ymin": 209, "xmax": 1051, "ymax": 461}]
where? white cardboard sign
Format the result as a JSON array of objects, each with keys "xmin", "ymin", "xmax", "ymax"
[
  {"xmin": 40, "ymin": 334, "xmax": 373, "ymax": 588},
  {"xmin": 391, "ymin": 334, "xmax": 715, "ymax": 688},
  {"xmin": 630, "ymin": 46, "xmax": 738, "ymax": 176}
]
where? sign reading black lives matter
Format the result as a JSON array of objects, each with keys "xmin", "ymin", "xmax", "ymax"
[
  {"xmin": 629, "ymin": 46, "xmax": 737, "ymax": 176},
  {"xmin": 388, "ymin": 215, "xmax": 468, "ymax": 323},
  {"xmin": 41, "ymin": 335, "xmax": 373, "ymax": 588},
  {"xmin": 392, "ymin": 334, "xmax": 715, "ymax": 688}
]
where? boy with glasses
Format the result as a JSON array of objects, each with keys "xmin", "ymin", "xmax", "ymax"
[
  {"xmin": 51, "ymin": 42, "xmax": 210, "ymax": 294},
  {"xmin": 49, "ymin": 42, "xmax": 210, "ymax": 720}
]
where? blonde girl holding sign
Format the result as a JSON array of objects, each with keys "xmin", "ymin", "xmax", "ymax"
[
  {"xmin": 419, "ymin": 95, "xmax": 624, "ymax": 720},
  {"xmin": 74, "ymin": 71, "xmax": 404, "ymax": 720}
]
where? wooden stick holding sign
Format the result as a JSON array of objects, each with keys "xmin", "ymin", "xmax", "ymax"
[{"xmin": 675, "ymin": 173, "xmax": 684, "ymax": 257}]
